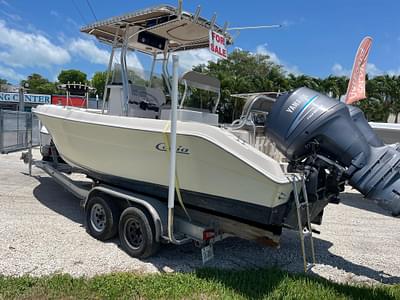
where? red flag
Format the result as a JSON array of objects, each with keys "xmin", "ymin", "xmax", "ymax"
[{"xmin": 345, "ymin": 36, "xmax": 373, "ymax": 104}]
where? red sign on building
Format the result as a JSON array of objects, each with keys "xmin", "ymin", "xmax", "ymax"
[{"xmin": 51, "ymin": 95, "xmax": 86, "ymax": 107}]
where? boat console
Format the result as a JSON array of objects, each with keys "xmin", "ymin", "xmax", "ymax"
[
  {"xmin": 107, "ymin": 83, "xmax": 166, "ymax": 118},
  {"xmin": 106, "ymin": 66, "xmax": 221, "ymax": 125}
]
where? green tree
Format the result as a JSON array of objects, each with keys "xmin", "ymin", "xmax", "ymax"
[
  {"xmin": 320, "ymin": 76, "xmax": 348, "ymax": 100},
  {"xmin": 193, "ymin": 49, "xmax": 288, "ymax": 122},
  {"xmin": 186, "ymin": 49, "xmax": 399, "ymax": 124},
  {"xmin": 363, "ymin": 75, "xmax": 392, "ymax": 122},
  {"xmin": 390, "ymin": 76, "xmax": 400, "ymax": 123},
  {"xmin": 21, "ymin": 73, "xmax": 56, "ymax": 94},
  {"xmin": 91, "ymin": 71, "xmax": 107, "ymax": 98},
  {"xmin": 0, "ymin": 78, "xmax": 9, "ymax": 92},
  {"xmin": 287, "ymin": 74, "xmax": 321, "ymax": 91},
  {"xmin": 58, "ymin": 69, "xmax": 87, "ymax": 84}
]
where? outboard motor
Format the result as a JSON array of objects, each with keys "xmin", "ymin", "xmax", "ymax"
[
  {"xmin": 347, "ymin": 105, "xmax": 384, "ymax": 147},
  {"xmin": 266, "ymin": 87, "xmax": 400, "ymax": 216}
]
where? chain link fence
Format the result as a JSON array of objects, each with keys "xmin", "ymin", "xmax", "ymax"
[{"xmin": 0, "ymin": 110, "xmax": 40, "ymax": 154}]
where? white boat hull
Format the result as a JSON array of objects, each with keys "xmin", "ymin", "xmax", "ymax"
[
  {"xmin": 370, "ymin": 122, "xmax": 400, "ymax": 144},
  {"xmin": 34, "ymin": 105, "xmax": 295, "ymax": 227}
]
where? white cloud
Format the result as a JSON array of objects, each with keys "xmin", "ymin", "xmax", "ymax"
[
  {"xmin": 0, "ymin": 0, "xmax": 10, "ymax": 7},
  {"xmin": 0, "ymin": 10, "xmax": 21, "ymax": 21},
  {"xmin": 50, "ymin": 10, "xmax": 59, "ymax": 17},
  {"xmin": 387, "ymin": 68, "xmax": 400, "ymax": 76},
  {"xmin": 331, "ymin": 63, "xmax": 350, "ymax": 76},
  {"xmin": 366, "ymin": 63, "xmax": 382, "ymax": 77},
  {"xmin": 0, "ymin": 20, "xmax": 70, "ymax": 68},
  {"xmin": 68, "ymin": 38, "xmax": 144, "ymax": 75},
  {"xmin": 256, "ymin": 44, "xmax": 281, "ymax": 64},
  {"xmin": 154, "ymin": 48, "xmax": 217, "ymax": 73},
  {"xmin": 126, "ymin": 52, "xmax": 144, "ymax": 72},
  {"xmin": 281, "ymin": 20, "xmax": 295, "ymax": 27},
  {"xmin": 0, "ymin": 64, "xmax": 24, "ymax": 81},
  {"xmin": 332, "ymin": 62, "xmax": 384, "ymax": 77},
  {"xmin": 25, "ymin": 23, "xmax": 50, "ymax": 38},
  {"xmin": 175, "ymin": 49, "xmax": 218, "ymax": 71},
  {"xmin": 69, "ymin": 38, "xmax": 109, "ymax": 65},
  {"xmin": 256, "ymin": 44, "xmax": 300, "ymax": 75},
  {"xmin": 66, "ymin": 17, "xmax": 80, "ymax": 28},
  {"xmin": 281, "ymin": 18, "xmax": 305, "ymax": 27}
]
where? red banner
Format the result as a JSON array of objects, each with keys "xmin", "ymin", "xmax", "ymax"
[
  {"xmin": 345, "ymin": 36, "xmax": 373, "ymax": 104},
  {"xmin": 51, "ymin": 95, "xmax": 86, "ymax": 107}
]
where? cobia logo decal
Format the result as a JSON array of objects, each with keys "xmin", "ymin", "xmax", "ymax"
[{"xmin": 156, "ymin": 143, "xmax": 190, "ymax": 155}]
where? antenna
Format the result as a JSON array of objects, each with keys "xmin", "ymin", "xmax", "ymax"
[
  {"xmin": 227, "ymin": 24, "xmax": 282, "ymax": 31},
  {"xmin": 210, "ymin": 13, "xmax": 217, "ymax": 30},
  {"xmin": 223, "ymin": 21, "xmax": 229, "ymax": 33},
  {"xmin": 177, "ymin": 0, "xmax": 183, "ymax": 17},
  {"xmin": 193, "ymin": 5, "xmax": 201, "ymax": 22}
]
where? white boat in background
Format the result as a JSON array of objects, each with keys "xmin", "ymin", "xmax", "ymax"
[{"xmin": 370, "ymin": 122, "xmax": 400, "ymax": 144}]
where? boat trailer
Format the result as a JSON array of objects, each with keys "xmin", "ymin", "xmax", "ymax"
[{"xmin": 22, "ymin": 55, "xmax": 315, "ymax": 270}]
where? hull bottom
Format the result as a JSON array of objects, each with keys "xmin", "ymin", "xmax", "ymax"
[{"xmin": 82, "ymin": 168, "xmax": 289, "ymax": 233}]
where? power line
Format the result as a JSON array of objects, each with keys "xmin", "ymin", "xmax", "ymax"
[
  {"xmin": 70, "ymin": 0, "xmax": 87, "ymax": 24},
  {"xmin": 85, "ymin": 0, "xmax": 98, "ymax": 22}
]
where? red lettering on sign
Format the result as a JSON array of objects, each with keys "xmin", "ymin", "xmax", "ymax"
[{"xmin": 209, "ymin": 30, "xmax": 228, "ymax": 59}]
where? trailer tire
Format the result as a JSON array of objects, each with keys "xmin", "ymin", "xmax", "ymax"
[
  {"xmin": 86, "ymin": 195, "xmax": 119, "ymax": 241},
  {"xmin": 119, "ymin": 207, "xmax": 159, "ymax": 258}
]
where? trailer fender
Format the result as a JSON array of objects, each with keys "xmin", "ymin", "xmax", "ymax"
[{"xmin": 85, "ymin": 185, "xmax": 167, "ymax": 242}]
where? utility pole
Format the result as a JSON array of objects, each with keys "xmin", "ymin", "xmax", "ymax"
[
  {"xmin": 18, "ymin": 82, "xmax": 29, "ymax": 111},
  {"xmin": 18, "ymin": 86, "xmax": 24, "ymax": 111}
]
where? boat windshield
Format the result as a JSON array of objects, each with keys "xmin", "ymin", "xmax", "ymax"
[{"xmin": 111, "ymin": 64, "xmax": 165, "ymax": 91}]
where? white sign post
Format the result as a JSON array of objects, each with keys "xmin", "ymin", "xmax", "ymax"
[{"xmin": 209, "ymin": 31, "xmax": 228, "ymax": 60}]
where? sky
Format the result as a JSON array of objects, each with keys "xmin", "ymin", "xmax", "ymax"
[{"xmin": 0, "ymin": 0, "xmax": 399, "ymax": 84}]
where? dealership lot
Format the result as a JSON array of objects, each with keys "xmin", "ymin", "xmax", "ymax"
[{"xmin": 0, "ymin": 149, "xmax": 399, "ymax": 284}]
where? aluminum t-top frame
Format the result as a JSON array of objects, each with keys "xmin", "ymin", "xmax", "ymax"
[
  {"xmin": 80, "ymin": 4, "xmax": 232, "ymax": 55},
  {"xmin": 81, "ymin": 3, "xmax": 232, "ymax": 113}
]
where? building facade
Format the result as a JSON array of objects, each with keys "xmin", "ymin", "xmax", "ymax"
[{"xmin": 0, "ymin": 92, "xmax": 51, "ymax": 111}]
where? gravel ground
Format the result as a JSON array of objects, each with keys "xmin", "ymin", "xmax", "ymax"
[{"xmin": 1, "ymin": 149, "xmax": 400, "ymax": 285}]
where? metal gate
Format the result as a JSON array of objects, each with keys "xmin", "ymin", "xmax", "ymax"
[{"xmin": 0, "ymin": 110, "xmax": 39, "ymax": 154}]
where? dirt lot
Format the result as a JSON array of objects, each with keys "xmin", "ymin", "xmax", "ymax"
[{"xmin": 1, "ymin": 149, "xmax": 399, "ymax": 284}]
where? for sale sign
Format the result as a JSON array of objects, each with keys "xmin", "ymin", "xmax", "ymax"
[{"xmin": 209, "ymin": 31, "xmax": 227, "ymax": 60}]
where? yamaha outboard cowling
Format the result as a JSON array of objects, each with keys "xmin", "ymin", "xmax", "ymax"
[
  {"xmin": 347, "ymin": 105, "xmax": 384, "ymax": 147},
  {"xmin": 265, "ymin": 87, "xmax": 400, "ymax": 215}
]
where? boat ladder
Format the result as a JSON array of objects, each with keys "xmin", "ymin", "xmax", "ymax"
[{"xmin": 290, "ymin": 174, "xmax": 316, "ymax": 272}]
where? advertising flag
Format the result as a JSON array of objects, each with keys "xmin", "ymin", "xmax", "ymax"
[{"xmin": 345, "ymin": 36, "xmax": 373, "ymax": 104}]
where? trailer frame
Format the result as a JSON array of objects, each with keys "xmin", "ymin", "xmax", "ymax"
[{"xmin": 23, "ymin": 156, "xmax": 285, "ymax": 263}]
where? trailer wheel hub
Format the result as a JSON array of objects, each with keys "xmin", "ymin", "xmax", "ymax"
[
  {"xmin": 125, "ymin": 220, "xmax": 143, "ymax": 249},
  {"xmin": 90, "ymin": 203, "xmax": 106, "ymax": 232}
]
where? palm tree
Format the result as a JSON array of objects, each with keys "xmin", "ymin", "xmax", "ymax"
[
  {"xmin": 321, "ymin": 76, "xmax": 340, "ymax": 99},
  {"xmin": 361, "ymin": 76, "xmax": 391, "ymax": 122},
  {"xmin": 287, "ymin": 74, "xmax": 321, "ymax": 91}
]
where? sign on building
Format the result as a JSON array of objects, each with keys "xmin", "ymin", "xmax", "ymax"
[
  {"xmin": 209, "ymin": 31, "xmax": 228, "ymax": 60},
  {"xmin": 0, "ymin": 92, "xmax": 51, "ymax": 104}
]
